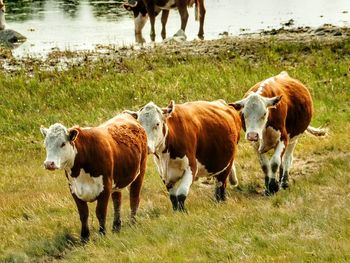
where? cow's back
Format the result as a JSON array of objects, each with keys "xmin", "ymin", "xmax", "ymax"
[
  {"xmin": 166, "ymin": 101, "xmax": 241, "ymax": 173},
  {"xmin": 100, "ymin": 114, "xmax": 147, "ymax": 188},
  {"xmin": 249, "ymin": 74, "xmax": 313, "ymax": 138}
]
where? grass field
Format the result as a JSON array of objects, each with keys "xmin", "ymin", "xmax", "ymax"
[{"xmin": 0, "ymin": 36, "xmax": 350, "ymax": 262}]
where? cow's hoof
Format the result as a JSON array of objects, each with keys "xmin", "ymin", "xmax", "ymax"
[
  {"xmin": 112, "ymin": 220, "xmax": 121, "ymax": 233},
  {"xmin": 170, "ymin": 194, "xmax": 178, "ymax": 211},
  {"xmin": 81, "ymin": 235, "xmax": 89, "ymax": 244},
  {"xmin": 215, "ymin": 187, "xmax": 226, "ymax": 202},
  {"xmin": 177, "ymin": 194, "xmax": 187, "ymax": 213},
  {"xmin": 281, "ymin": 181, "xmax": 289, "ymax": 190},
  {"xmin": 99, "ymin": 226, "xmax": 106, "ymax": 236},
  {"xmin": 266, "ymin": 178, "xmax": 279, "ymax": 195}
]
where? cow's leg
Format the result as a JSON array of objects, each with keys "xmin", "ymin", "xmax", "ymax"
[
  {"xmin": 129, "ymin": 171, "xmax": 145, "ymax": 224},
  {"xmin": 168, "ymin": 186, "xmax": 179, "ymax": 211},
  {"xmin": 267, "ymin": 140, "xmax": 286, "ymax": 194},
  {"xmin": 175, "ymin": 167, "xmax": 193, "ymax": 212},
  {"xmin": 112, "ymin": 191, "xmax": 122, "ymax": 233},
  {"xmin": 228, "ymin": 161, "xmax": 239, "ymax": 187},
  {"xmin": 72, "ymin": 195, "xmax": 89, "ymax": 243},
  {"xmin": 176, "ymin": 0, "xmax": 189, "ymax": 32},
  {"xmin": 280, "ymin": 137, "xmax": 298, "ymax": 189},
  {"xmin": 161, "ymin": 10, "xmax": 169, "ymax": 39},
  {"xmin": 215, "ymin": 164, "xmax": 232, "ymax": 202},
  {"xmin": 95, "ymin": 190, "xmax": 110, "ymax": 236},
  {"xmin": 197, "ymin": 0, "xmax": 206, "ymax": 39},
  {"xmin": 134, "ymin": 13, "xmax": 148, "ymax": 43},
  {"xmin": 257, "ymin": 151, "xmax": 271, "ymax": 190}
]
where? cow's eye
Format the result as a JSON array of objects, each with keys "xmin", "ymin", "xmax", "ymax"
[
  {"xmin": 61, "ymin": 142, "xmax": 66, "ymax": 148},
  {"xmin": 154, "ymin": 123, "xmax": 160, "ymax": 129}
]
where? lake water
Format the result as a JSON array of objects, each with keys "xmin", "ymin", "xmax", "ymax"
[{"xmin": 4, "ymin": 0, "xmax": 350, "ymax": 57}]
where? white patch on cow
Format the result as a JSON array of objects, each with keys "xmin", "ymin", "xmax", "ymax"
[
  {"xmin": 256, "ymin": 77, "xmax": 275, "ymax": 95},
  {"xmin": 166, "ymin": 155, "xmax": 189, "ymax": 186},
  {"xmin": 258, "ymin": 127, "xmax": 281, "ymax": 153},
  {"xmin": 242, "ymin": 94, "xmax": 269, "ymax": 141},
  {"xmin": 68, "ymin": 170, "xmax": 104, "ymax": 202},
  {"xmin": 134, "ymin": 13, "xmax": 148, "ymax": 34},
  {"xmin": 42, "ymin": 123, "xmax": 77, "ymax": 170},
  {"xmin": 157, "ymin": 0, "xmax": 176, "ymax": 10},
  {"xmin": 269, "ymin": 140, "xmax": 285, "ymax": 179},
  {"xmin": 176, "ymin": 167, "xmax": 193, "ymax": 196},
  {"xmin": 281, "ymin": 135, "xmax": 298, "ymax": 174}
]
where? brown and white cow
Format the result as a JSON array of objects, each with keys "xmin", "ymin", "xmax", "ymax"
[
  {"xmin": 0, "ymin": 0, "xmax": 6, "ymax": 30},
  {"xmin": 230, "ymin": 71, "xmax": 327, "ymax": 195},
  {"xmin": 40, "ymin": 114, "xmax": 147, "ymax": 242},
  {"xmin": 126, "ymin": 100, "xmax": 241, "ymax": 211},
  {"xmin": 124, "ymin": 0, "xmax": 205, "ymax": 43}
]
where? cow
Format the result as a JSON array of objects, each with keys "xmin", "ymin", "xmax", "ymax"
[
  {"xmin": 124, "ymin": 0, "xmax": 205, "ymax": 43},
  {"xmin": 0, "ymin": 0, "xmax": 5, "ymax": 30},
  {"xmin": 40, "ymin": 114, "xmax": 147, "ymax": 242},
  {"xmin": 125, "ymin": 100, "xmax": 241, "ymax": 212},
  {"xmin": 229, "ymin": 71, "xmax": 327, "ymax": 195}
]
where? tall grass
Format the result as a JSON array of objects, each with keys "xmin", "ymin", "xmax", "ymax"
[{"xmin": 0, "ymin": 37, "xmax": 349, "ymax": 262}]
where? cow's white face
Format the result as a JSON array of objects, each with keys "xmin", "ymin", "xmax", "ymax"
[
  {"xmin": 231, "ymin": 93, "xmax": 281, "ymax": 141},
  {"xmin": 40, "ymin": 123, "xmax": 78, "ymax": 171},
  {"xmin": 127, "ymin": 101, "xmax": 174, "ymax": 154}
]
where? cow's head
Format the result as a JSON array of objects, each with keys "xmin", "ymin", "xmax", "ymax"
[
  {"xmin": 230, "ymin": 93, "xmax": 282, "ymax": 142},
  {"xmin": 0, "ymin": 0, "xmax": 5, "ymax": 30},
  {"xmin": 40, "ymin": 123, "xmax": 79, "ymax": 171},
  {"xmin": 123, "ymin": 0, "xmax": 148, "ymax": 41},
  {"xmin": 125, "ymin": 101, "xmax": 175, "ymax": 154}
]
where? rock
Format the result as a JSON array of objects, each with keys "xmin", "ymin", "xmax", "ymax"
[
  {"xmin": 333, "ymin": 31, "xmax": 342, "ymax": 36},
  {"xmin": 0, "ymin": 29, "xmax": 26, "ymax": 48}
]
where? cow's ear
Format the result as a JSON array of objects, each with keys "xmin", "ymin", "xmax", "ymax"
[
  {"xmin": 68, "ymin": 128, "xmax": 79, "ymax": 142},
  {"xmin": 162, "ymin": 100, "xmax": 175, "ymax": 117},
  {"xmin": 265, "ymin": 95, "xmax": 282, "ymax": 108},
  {"xmin": 124, "ymin": 110, "xmax": 138, "ymax": 119},
  {"xmin": 229, "ymin": 99, "xmax": 246, "ymax": 111},
  {"xmin": 40, "ymin": 126, "xmax": 48, "ymax": 137}
]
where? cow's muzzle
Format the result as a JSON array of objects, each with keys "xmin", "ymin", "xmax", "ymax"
[
  {"xmin": 247, "ymin": 132, "xmax": 259, "ymax": 142},
  {"xmin": 44, "ymin": 161, "xmax": 58, "ymax": 171}
]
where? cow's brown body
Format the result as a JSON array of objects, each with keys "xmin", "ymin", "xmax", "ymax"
[
  {"xmin": 230, "ymin": 72, "xmax": 325, "ymax": 194},
  {"xmin": 246, "ymin": 74, "xmax": 313, "ymax": 143},
  {"xmin": 132, "ymin": 100, "xmax": 241, "ymax": 211},
  {"xmin": 42, "ymin": 114, "xmax": 147, "ymax": 242}
]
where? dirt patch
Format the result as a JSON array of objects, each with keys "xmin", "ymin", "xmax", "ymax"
[{"xmin": 0, "ymin": 24, "xmax": 349, "ymax": 74}]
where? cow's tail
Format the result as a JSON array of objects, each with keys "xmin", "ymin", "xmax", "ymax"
[{"xmin": 306, "ymin": 125, "xmax": 328, "ymax": 137}]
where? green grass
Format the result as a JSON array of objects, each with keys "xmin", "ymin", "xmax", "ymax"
[{"xmin": 0, "ymin": 37, "xmax": 350, "ymax": 262}]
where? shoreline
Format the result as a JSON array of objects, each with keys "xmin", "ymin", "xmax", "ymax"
[{"xmin": 0, "ymin": 24, "xmax": 349, "ymax": 73}]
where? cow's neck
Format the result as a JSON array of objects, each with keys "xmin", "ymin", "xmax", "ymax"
[
  {"xmin": 66, "ymin": 139, "xmax": 87, "ymax": 177},
  {"xmin": 155, "ymin": 123, "xmax": 169, "ymax": 158}
]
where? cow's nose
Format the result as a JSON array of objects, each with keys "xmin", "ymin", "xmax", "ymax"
[
  {"xmin": 247, "ymin": 132, "xmax": 259, "ymax": 141},
  {"xmin": 44, "ymin": 161, "xmax": 57, "ymax": 170}
]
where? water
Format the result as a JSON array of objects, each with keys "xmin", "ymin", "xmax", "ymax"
[{"xmin": 4, "ymin": 0, "xmax": 350, "ymax": 57}]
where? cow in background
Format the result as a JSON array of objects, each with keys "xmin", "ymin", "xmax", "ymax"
[
  {"xmin": 230, "ymin": 71, "xmax": 327, "ymax": 195},
  {"xmin": 40, "ymin": 114, "xmax": 147, "ymax": 242},
  {"xmin": 0, "ymin": 0, "xmax": 6, "ymax": 30},
  {"xmin": 126, "ymin": 100, "xmax": 241, "ymax": 212},
  {"xmin": 124, "ymin": 0, "xmax": 205, "ymax": 43}
]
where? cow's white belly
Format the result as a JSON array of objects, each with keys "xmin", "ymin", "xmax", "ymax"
[
  {"xmin": 154, "ymin": 153, "xmax": 231, "ymax": 185},
  {"xmin": 157, "ymin": 0, "xmax": 176, "ymax": 10},
  {"xmin": 69, "ymin": 170, "xmax": 104, "ymax": 202}
]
